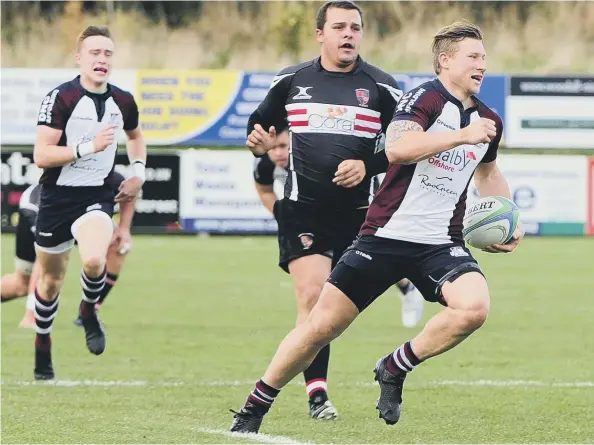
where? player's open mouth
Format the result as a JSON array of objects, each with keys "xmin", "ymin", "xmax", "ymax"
[
  {"xmin": 340, "ymin": 43, "xmax": 354, "ymax": 49},
  {"xmin": 94, "ymin": 67, "xmax": 108, "ymax": 73},
  {"xmin": 471, "ymin": 74, "xmax": 483, "ymax": 82}
]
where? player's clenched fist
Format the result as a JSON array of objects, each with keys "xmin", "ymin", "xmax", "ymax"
[
  {"xmin": 247, "ymin": 124, "xmax": 276, "ymax": 156},
  {"xmin": 462, "ymin": 118, "xmax": 497, "ymax": 145},
  {"xmin": 93, "ymin": 124, "xmax": 118, "ymax": 152}
]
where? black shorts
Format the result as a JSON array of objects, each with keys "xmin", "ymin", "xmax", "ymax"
[
  {"xmin": 35, "ymin": 185, "xmax": 115, "ymax": 253},
  {"xmin": 274, "ymin": 199, "xmax": 367, "ymax": 273},
  {"xmin": 15, "ymin": 208, "xmax": 37, "ymax": 270},
  {"xmin": 328, "ymin": 234, "xmax": 484, "ymax": 312}
]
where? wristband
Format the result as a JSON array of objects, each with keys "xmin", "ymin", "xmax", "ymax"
[
  {"xmin": 131, "ymin": 160, "xmax": 146, "ymax": 183},
  {"xmin": 75, "ymin": 140, "xmax": 95, "ymax": 159}
]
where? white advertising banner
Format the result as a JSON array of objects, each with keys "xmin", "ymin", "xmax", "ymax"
[
  {"xmin": 506, "ymin": 76, "xmax": 594, "ymax": 149},
  {"xmin": 179, "ymin": 149, "xmax": 278, "ymax": 233},
  {"xmin": 467, "ymin": 154, "xmax": 588, "ymax": 235},
  {"xmin": 0, "ymin": 68, "xmax": 136, "ymax": 145},
  {"xmin": 177, "ymin": 151, "xmax": 588, "ymax": 235}
]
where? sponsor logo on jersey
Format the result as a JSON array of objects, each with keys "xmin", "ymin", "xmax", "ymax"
[
  {"xmin": 293, "ymin": 86, "xmax": 313, "ymax": 100},
  {"xmin": 355, "ymin": 88, "xmax": 369, "ymax": 107},
  {"xmin": 417, "ymin": 174, "xmax": 458, "ymax": 198},
  {"xmin": 396, "ymin": 87, "xmax": 425, "ymax": 114},
  {"xmin": 286, "ymin": 103, "xmax": 381, "ymax": 138},
  {"xmin": 429, "ymin": 148, "xmax": 476, "ymax": 172},
  {"xmin": 38, "ymin": 89, "xmax": 59, "ymax": 124}
]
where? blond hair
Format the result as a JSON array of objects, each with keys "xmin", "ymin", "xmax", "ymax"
[
  {"xmin": 432, "ymin": 20, "xmax": 483, "ymax": 75},
  {"xmin": 77, "ymin": 25, "xmax": 112, "ymax": 50}
]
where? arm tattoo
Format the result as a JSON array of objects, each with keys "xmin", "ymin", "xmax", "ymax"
[{"xmin": 386, "ymin": 120, "xmax": 423, "ymax": 145}]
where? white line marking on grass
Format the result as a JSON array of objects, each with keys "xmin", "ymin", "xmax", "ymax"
[
  {"xmin": 1, "ymin": 379, "xmax": 593, "ymax": 388},
  {"xmin": 194, "ymin": 427, "xmax": 314, "ymax": 445}
]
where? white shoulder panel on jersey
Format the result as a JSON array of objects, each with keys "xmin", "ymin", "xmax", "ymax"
[
  {"xmin": 377, "ymin": 82, "xmax": 404, "ymax": 103},
  {"xmin": 269, "ymin": 73, "xmax": 295, "ymax": 90},
  {"xmin": 19, "ymin": 184, "xmax": 39, "ymax": 212}
]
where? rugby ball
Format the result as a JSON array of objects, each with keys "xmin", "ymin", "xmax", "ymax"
[{"xmin": 463, "ymin": 196, "xmax": 520, "ymax": 249}]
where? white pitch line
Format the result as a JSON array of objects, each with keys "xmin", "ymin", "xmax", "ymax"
[
  {"xmin": 1, "ymin": 379, "xmax": 593, "ymax": 388},
  {"xmin": 194, "ymin": 427, "xmax": 314, "ymax": 445}
]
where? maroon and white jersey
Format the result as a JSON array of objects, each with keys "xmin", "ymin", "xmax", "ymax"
[
  {"xmin": 36, "ymin": 75, "xmax": 139, "ymax": 187},
  {"xmin": 360, "ymin": 79, "xmax": 503, "ymax": 244}
]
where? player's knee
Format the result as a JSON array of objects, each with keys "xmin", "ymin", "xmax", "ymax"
[
  {"xmin": 38, "ymin": 273, "xmax": 64, "ymax": 299},
  {"xmin": 305, "ymin": 317, "xmax": 339, "ymax": 348},
  {"xmin": 305, "ymin": 308, "xmax": 346, "ymax": 347},
  {"xmin": 82, "ymin": 255, "xmax": 106, "ymax": 275},
  {"xmin": 12, "ymin": 272, "xmax": 31, "ymax": 296},
  {"xmin": 295, "ymin": 282, "xmax": 324, "ymax": 313},
  {"xmin": 459, "ymin": 295, "xmax": 490, "ymax": 332}
]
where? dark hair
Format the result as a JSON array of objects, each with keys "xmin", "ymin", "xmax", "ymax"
[
  {"xmin": 276, "ymin": 120, "xmax": 289, "ymax": 135},
  {"xmin": 77, "ymin": 25, "xmax": 112, "ymax": 49},
  {"xmin": 316, "ymin": 1, "xmax": 363, "ymax": 31}
]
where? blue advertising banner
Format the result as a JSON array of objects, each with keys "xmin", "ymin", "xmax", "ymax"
[{"xmin": 137, "ymin": 71, "xmax": 508, "ymax": 146}]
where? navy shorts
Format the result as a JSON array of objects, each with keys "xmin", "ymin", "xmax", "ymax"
[
  {"xmin": 328, "ymin": 234, "xmax": 484, "ymax": 312},
  {"xmin": 35, "ymin": 185, "xmax": 115, "ymax": 253}
]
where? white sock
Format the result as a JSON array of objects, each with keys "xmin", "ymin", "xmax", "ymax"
[{"xmin": 26, "ymin": 292, "xmax": 35, "ymax": 311}]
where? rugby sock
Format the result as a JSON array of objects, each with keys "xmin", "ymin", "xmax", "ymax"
[
  {"xmin": 386, "ymin": 341, "xmax": 422, "ymax": 375},
  {"xmin": 244, "ymin": 379, "xmax": 280, "ymax": 413},
  {"xmin": 97, "ymin": 273, "xmax": 118, "ymax": 304},
  {"xmin": 396, "ymin": 280, "xmax": 413, "ymax": 294},
  {"xmin": 304, "ymin": 344, "xmax": 330, "ymax": 399},
  {"xmin": 34, "ymin": 289, "xmax": 59, "ymax": 350},
  {"xmin": 80, "ymin": 268, "xmax": 106, "ymax": 317}
]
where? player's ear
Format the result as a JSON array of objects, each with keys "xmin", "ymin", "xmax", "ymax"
[
  {"xmin": 75, "ymin": 52, "xmax": 81, "ymax": 66},
  {"xmin": 315, "ymin": 28, "xmax": 324, "ymax": 44},
  {"xmin": 438, "ymin": 52, "xmax": 449, "ymax": 71}
]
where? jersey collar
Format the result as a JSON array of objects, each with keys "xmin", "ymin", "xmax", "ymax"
[
  {"xmin": 433, "ymin": 78, "xmax": 478, "ymax": 112},
  {"xmin": 74, "ymin": 75, "xmax": 112, "ymax": 99},
  {"xmin": 314, "ymin": 55, "xmax": 364, "ymax": 76}
]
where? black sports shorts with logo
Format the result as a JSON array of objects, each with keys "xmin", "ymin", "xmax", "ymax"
[
  {"xmin": 274, "ymin": 198, "xmax": 367, "ymax": 273},
  {"xmin": 35, "ymin": 185, "xmax": 115, "ymax": 250},
  {"xmin": 327, "ymin": 234, "xmax": 484, "ymax": 312},
  {"xmin": 16, "ymin": 208, "xmax": 37, "ymax": 265}
]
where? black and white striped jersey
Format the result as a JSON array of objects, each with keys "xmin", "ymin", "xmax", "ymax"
[
  {"xmin": 248, "ymin": 57, "xmax": 402, "ymax": 210},
  {"xmin": 36, "ymin": 76, "xmax": 138, "ymax": 187}
]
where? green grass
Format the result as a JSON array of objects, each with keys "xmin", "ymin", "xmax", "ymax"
[{"xmin": 2, "ymin": 235, "xmax": 594, "ymax": 443}]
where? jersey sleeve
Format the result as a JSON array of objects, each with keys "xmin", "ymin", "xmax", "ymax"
[
  {"xmin": 106, "ymin": 171, "xmax": 126, "ymax": 190},
  {"xmin": 391, "ymin": 86, "xmax": 440, "ymax": 131},
  {"xmin": 247, "ymin": 69, "xmax": 293, "ymax": 143},
  {"xmin": 376, "ymin": 77, "xmax": 404, "ymax": 133},
  {"xmin": 123, "ymin": 95, "xmax": 139, "ymax": 131},
  {"xmin": 253, "ymin": 155, "xmax": 275, "ymax": 185},
  {"xmin": 112, "ymin": 89, "xmax": 140, "ymax": 131},
  {"xmin": 481, "ymin": 113, "xmax": 503, "ymax": 163},
  {"xmin": 37, "ymin": 88, "xmax": 68, "ymax": 130}
]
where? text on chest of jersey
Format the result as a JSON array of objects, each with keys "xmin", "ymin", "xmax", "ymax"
[{"xmin": 286, "ymin": 103, "xmax": 381, "ymax": 138}]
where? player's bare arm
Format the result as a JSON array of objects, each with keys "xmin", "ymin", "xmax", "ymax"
[
  {"xmin": 247, "ymin": 124, "xmax": 277, "ymax": 157},
  {"xmin": 255, "ymin": 183, "xmax": 277, "ymax": 214},
  {"xmin": 34, "ymin": 124, "xmax": 116, "ymax": 168},
  {"xmin": 124, "ymin": 127, "xmax": 147, "ymax": 163},
  {"xmin": 116, "ymin": 127, "xmax": 146, "ymax": 203},
  {"xmin": 385, "ymin": 118, "xmax": 496, "ymax": 165},
  {"xmin": 473, "ymin": 160, "xmax": 511, "ymax": 199},
  {"xmin": 112, "ymin": 194, "xmax": 136, "ymax": 255},
  {"xmin": 474, "ymin": 161, "xmax": 524, "ymax": 253}
]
